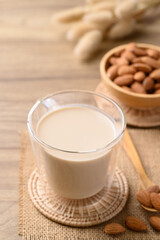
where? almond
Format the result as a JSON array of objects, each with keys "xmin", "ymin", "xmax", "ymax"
[
  {"xmin": 154, "ymin": 83, "xmax": 160, "ymax": 90},
  {"xmin": 134, "ymin": 71, "xmax": 146, "ymax": 82},
  {"xmin": 150, "ymin": 69, "xmax": 160, "ymax": 79},
  {"xmin": 143, "ymin": 77, "xmax": 154, "ymax": 91},
  {"xmin": 141, "ymin": 56, "xmax": 160, "ymax": 69},
  {"xmin": 130, "ymin": 47, "xmax": 147, "ymax": 57},
  {"xmin": 150, "ymin": 192, "xmax": 160, "ymax": 210},
  {"xmin": 154, "ymin": 89, "xmax": 160, "ymax": 94},
  {"xmin": 114, "ymin": 74, "xmax": 134, "ymax": 86},
  {"xmin": 147, "ymin": 185, "xmax": 160, "ymax": 194},
  {"xmin": 149, "ymin": 216, "xmax": 160, "ymax": 231},
  {"xmin": 114, "ymin": 49, "xmax": 124, "ymax": 57},
  {"xmin": 126, "ymin": 42, "xmax": 136, "ymax": 50},
  {"xmin": 146, "ymin": 48, "xmax": 159, "ymax": 59},
  {"xmin": 131, "ymin": 82, "xmax": 146, "ymax": 94},
  {"xmin": 109, "ymin": 57, "xmax": 129, "ymax": 65},
  {"xmin": 122, "ymin": 51, "xmax": 136, "ymax": 61},
  {"xmin": 104, "ymin": 223, "xmax": 125, "ymax": 235},
  {"xmin": 132, "ymin": 63, "xmax": 152, "ymax": 73},
  {"xmin": 117, "ymin": 57, "xmax": 129, "ymax": 65},
  {"xmin": 125, "ymin": 216, "xmax": 147, "ymax": 232},
  {"xmin": 136, "ymin": 190, "xmax": 152, "ymax": 207},
  {"xmin": 118, "ymin": 65, "xmax": 136, "ymax": 76},
  {"xmin": 109, "ymin": 57, "xmax": 117, "ymax": 65},
  {"xmin": 132, "ymin": 57, "xmax": 143, "ymax": 64},
  {"xmin": 106, "ymin": 65, "xmax": 118, "ymax": 80},
  {"xmin": 122, "ymin": 86, "xmax": 133, "ymax": 92}
]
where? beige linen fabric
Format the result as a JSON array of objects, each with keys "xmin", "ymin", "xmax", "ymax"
[{"xmin": 19, "ymin": 128, "xmax": 160, "ymax": 240}]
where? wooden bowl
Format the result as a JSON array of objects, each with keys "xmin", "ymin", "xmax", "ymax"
[{"xmin": 100, "ymin": 43, "xmax": 160, "ymax": 109}]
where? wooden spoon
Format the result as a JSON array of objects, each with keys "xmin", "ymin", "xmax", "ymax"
[{"xmin": 122, "ymin": 129, "xmax": 157, "ymax": 212}]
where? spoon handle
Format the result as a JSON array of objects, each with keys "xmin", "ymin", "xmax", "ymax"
[{"xmin": 122, "ymin": 129, "xmax": 153, "ymax": 188}]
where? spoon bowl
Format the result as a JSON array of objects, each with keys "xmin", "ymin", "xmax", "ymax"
[{"xmin": 123, "ymin": 129, "xmax": 158, "ymax": 212}]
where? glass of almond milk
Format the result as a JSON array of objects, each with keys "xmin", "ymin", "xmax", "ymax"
[{"xmin": 27, "ymin": 90, "xmax": 126, "ymax": 199}]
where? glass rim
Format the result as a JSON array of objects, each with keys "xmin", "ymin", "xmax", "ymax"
[{"xmin": 27, "ymin": 89, "xmax": 126, "ymax": 154}]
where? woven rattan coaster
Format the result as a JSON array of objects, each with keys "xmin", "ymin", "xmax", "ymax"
[
  {"xmin": 96, "ymin": 82, "xmax": 160, "ymax": 127},
  {"xmin": 28, "ymin": 167, "xmax": 128, "ymax": 227}
]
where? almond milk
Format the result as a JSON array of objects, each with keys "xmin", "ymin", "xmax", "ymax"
[{"xmin": 37, "ymin": 105, "xmax": 117, "ymax": 199}]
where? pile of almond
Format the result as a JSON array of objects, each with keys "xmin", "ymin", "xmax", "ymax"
[
  {"xmin": 104, "ymin": 184, "xmax": 160, "ymax": 235},
  {"xmin": 104, "ymin": 215, "xmax": 160, "ymax": 235},
  {"xmin": 104, "ymin": 216, "xmax": 147, "ymax": 235},
  {"xmin": 106, "ymin": 42, "xmax": 160, "ymax": 94},
  {"xmin": 136, "ymin": 185, "xmax": 160, "ymax": 211}
]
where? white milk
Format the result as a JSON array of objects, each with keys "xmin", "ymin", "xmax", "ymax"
[{"xmin": 37, "ymin": 105, "xmax": 117, "ymax": 199}]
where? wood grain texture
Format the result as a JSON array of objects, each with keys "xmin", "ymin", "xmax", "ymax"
[{"xmin": 0, "ymin": 0, "xmax": 160, "ymax": 238}]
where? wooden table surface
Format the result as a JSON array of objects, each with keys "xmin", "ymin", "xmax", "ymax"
[{"xmin": 0, "ymin": 0, "xmax": 160, "ymax": 239}]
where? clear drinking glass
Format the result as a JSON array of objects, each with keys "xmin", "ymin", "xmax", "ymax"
[{"xmin": 27, "ymin": 90, "xmax": 126, "ymax": 199}]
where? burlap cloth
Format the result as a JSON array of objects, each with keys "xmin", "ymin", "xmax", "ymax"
[{"xmin": 19, "ymin": 128, "xmax": 160, "ymax": 240}]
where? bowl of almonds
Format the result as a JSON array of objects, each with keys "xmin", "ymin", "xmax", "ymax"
[{"xmin": 100, "ymin": 42, "xmax": 160, "ymax": 109}]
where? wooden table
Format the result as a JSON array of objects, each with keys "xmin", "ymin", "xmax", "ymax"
[{"xmin": 0, "ymin": 1, "xmax": 160, "ymax": 239}]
